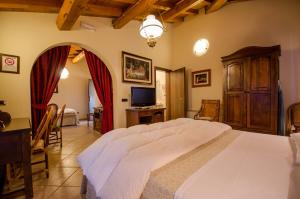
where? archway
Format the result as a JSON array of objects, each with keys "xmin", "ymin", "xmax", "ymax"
[{"xmin": 30, "ymin": 44, "xmax": 113, "ymax": 135}]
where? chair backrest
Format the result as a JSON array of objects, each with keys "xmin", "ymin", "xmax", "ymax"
[
  {"xmin": 286, "ymin": 102, "xmax": 300, "ymax": 135},
  {"xmin": 47, "ymin": 103, "xmax": 58, "ymax": 122},
  {"xmin": 195, "ymin": 99, "xmax": 220, "ymax": 122},
  {"xmin": 50, "ymin": 104, "xmax": 66, "ymax": 130},
  {"xmin": 32, "ymin": 108, "xmax": 54, "ymax": 148}
]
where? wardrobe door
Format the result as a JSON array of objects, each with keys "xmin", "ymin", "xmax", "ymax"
[
  {"xmin": 246, "ymin": 55, "xmax": 278, "ymax": 134},
  {"xmin": 223, "ymin": 59, "xmax": 246, "ymax": 128}
]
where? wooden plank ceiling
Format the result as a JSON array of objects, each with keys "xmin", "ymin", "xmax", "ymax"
[{"xmin": 0, "ymin": 0, "xmax": 249, "ymax": 30}]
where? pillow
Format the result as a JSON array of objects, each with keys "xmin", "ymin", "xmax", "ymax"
[{"xmin": 290, "ymin": 132, "xmax": 300, "ymax": 165}]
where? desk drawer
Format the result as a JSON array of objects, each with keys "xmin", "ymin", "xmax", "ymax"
[{"xmin": 0, "ymin": 134, "xmax": 23, "ymax": 163}]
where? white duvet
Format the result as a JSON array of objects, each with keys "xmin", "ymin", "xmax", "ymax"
[
  {"xmin": 78, "ymin": 118, "xmax": 231, "ymax": 199},
  {"xmin": 78, "ymin": 119, "xmax": 297, "ymax": 199}
]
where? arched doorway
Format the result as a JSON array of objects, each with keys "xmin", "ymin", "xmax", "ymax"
[{"xmin": 30, "ymin": 44, "xmax": 113, "ymax": 135}]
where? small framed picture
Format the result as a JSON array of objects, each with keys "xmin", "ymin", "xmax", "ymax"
[
  {"xmin": 54, "ymin": 86, "xmax": 58, "ymax": 93},
  {"xmin": 192, "ymin": 69, "xmax": 211, "ymax": 87},
  {"xmin": 122, "ymin": 51, "xmax": 152, "ymax": 84},
  {"xmin": 0, "ymin": 53, "xmax": 20, "ymax": 74}
]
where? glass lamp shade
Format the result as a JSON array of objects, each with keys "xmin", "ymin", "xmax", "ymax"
[
  {"xmin": 60, "ymin": 68, "xmax": 69, "ymax": 79},
  {"xmin": 139, "ymin": 15, "xmax": 164, "ymax": 39},
  {"xmin": 193, "ymin": 39, "xmax": 209, "ymax": 56}
]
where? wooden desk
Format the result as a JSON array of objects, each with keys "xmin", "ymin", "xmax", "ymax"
[
  {"xmin": 0, "ymin": 118, "xmax": 33, "ymax": 198},
  {"xmin": 126, "ymin": 107, "xmax": 166, "ymax": 127}
]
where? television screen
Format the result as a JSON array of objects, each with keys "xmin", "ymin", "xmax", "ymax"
[{"xmin": 131, "ymin": 87, "xmax": 156, "ymax": 107}]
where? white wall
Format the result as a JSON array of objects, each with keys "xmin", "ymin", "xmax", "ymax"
[
  {"xmin": 49, "ymin": 59, "xmax": 90, "ymax": 119},
  {"xmin": 171, "ymin": 0, "xmax": 300, "ymax": 119},
  {"xmin": 0, "ymin": 12, "xmax": 172, "ymax": 128}
]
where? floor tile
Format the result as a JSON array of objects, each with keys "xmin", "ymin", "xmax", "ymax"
[
  {"xmin": 48, "ymin": 187, "xmax": 84, "ymax": 199},
  {"xmin": 33, "ymin": 168, "xmax": 77, "ymax": 186},
  {"xmin": 11, "ymin": 120, "xmax": 101, "ymax": 198},
  {"xmin": 56, "ymin": 155, "xmax": 80, "ymax": 168},
  {"xmin": 62, "ymin": 169, "xmax": 83, "ymax": 187}
]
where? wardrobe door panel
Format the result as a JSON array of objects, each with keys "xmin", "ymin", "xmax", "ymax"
[
  {"xmin": 224, "ymin": 93, "xmax": 245, "ymax": 127},
  {"xmin": 250, "ymin": 56, "xmax": 271, "ymax": 91},
  {"xmin": 226, "ymin": 60, "xmax": 244, "ymax": 92},
  {"xmin": 247, "ymin": 93, "xmax": 274, "ymax": 132}
]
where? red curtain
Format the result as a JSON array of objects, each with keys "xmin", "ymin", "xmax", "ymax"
[
  {"xmin": 84, "ymin": 49, "xmax": 113, "ymax": 133},
  {"xmin": 30, "ymin": 46, "xmax": 70, "ymax": 134}
]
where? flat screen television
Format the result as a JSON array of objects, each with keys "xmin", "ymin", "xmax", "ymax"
[{"xmin": 131, "ymin": 87, "xmax": 156, "ymax": 107}]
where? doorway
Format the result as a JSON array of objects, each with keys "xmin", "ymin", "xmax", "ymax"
[
  {"xmin": 156, "ymin": 69, "xmax": 168, "ymax": 120},
  {"xmin": 155, "ymin": 67, "xmax": 186, "ymax": 121},
  {"xmin": 30, "ymin": 44, "xmax": 113, "ymax": 134}
]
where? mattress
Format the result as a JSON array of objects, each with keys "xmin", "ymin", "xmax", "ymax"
[
  {"xmin": 58, "ymin": 108, "xmax": 79, "ymax": 126},
  {"xmin": 78, "ymin": 118, "xmax": 299, "ymax": 199}
]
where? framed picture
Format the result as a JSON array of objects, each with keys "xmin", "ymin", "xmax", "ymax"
[
  {"xmin": 54, "ymin": 86, "xmax": 58, "ymax": 93},
  {"xmin": 192, "ymin": 69, "xmax": 211, "ymax": 87},
  {"xmin": 122, "ymin": 51, "xmax": 152, "ymax": 84},
  {"xmin": 0, "ymin": 53, "xmax": 20, "ymax": 74}
]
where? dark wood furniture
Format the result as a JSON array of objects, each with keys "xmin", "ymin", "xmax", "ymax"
[
  {"xmin": 286, "ymin": 102, "xmax": 300, "ymax": 136},
  {"xmin": 126, "ymin": 107, "xmax": 165, "ymax": 127},
  {"xmin": 222, "ymin": 46, "xmax": 280, "ymax": 135},
  {"xmin": 194, "ymin": 100, "xmax": 220, "ymax": 122},
  {"xmin": 0, "ymin": 118, "xmax": 33, "ymax": 198},
  {"xmin": 93, "ymin": 107, "xmax": 103, "ymax": 132}
]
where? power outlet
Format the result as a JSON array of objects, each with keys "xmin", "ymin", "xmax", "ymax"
[{"xmin": 121, "ymin": 98, "xmax": 128, "ymax": 102}]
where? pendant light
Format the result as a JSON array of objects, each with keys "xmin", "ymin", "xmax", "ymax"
[
  {"xmin": 60, "ymin": 68, "xmax": 69, "ymax": 79},
  {"xmin": 139, "ymin": 15, "xmax": 164, "ymax": 47}
]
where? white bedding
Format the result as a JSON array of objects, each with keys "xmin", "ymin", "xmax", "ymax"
[
  {"xmin": 58, "ymin": 108, "xmax": 79, "ymax": 126},
  {"xmin": 77, "ymin": 119, "xmax": 298, "ymax": 199}
]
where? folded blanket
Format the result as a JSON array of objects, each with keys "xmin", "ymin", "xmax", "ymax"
[{"xmin": 290, "ymin": 132, "xmax": 300, "ymax": 165}]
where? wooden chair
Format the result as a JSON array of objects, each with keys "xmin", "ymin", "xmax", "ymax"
[
  {"xmin": 31, "ymin": 107, "xmax": 55, "ymax": 178},
  {"xmin": 286, "ymin": 102, "xmax": 300, "ymax": 136},
  {"xmin": 6, "ymin": 108, "xmax": 54, "ymax": 189},
  {"xmin": 48, "ymin": 104, "xmax": 66, "ymax": 147},
  {"xmin": 194, "ymin": 100, "xmax": 220, "ymax": 122}
]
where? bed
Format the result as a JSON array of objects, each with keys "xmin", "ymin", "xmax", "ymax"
[
  {"xmin": 58, "ymin": 108, "xmax": 80, "ymax": 126},
  {"xmin": 77, "ymin": 118, "xmax": 300, "ymax": 199}
]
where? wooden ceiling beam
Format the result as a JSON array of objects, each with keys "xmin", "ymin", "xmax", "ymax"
[
  {"xmin": 83, "ymin": 4, "xmax": 122, "ymax": 17},
  {"xmin": 111, "ymin": 0, "xmax": 199, "ymax": 14},
  {"xmin": 72, "ymin": 51, "xmax": 85, "ymax": 63},
  {"xmin": 205, "ymin": 0, "xmax": 228, "ymax": 13},
  {"xmin": 0, "ymin": 0, "xmax": 61, "ymax": 13},
  {"xmin": 0, "ymin": 1, "xmax": 122, "ymax": 18},
  {"xmin": 162, "ymin": 0, "xmax": 205, "ymax": 21},
  {"xmin": 113, "ymin": 0, "xmax": 158, "ymax": 29},
  {"xmin": 56, "ymin": 0, "xmax": 90, "ymax": 30}
]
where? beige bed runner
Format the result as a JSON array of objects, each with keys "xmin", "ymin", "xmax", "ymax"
[{"xmin": 142, "ymin": 130, "xmax": 240, "ymax": 199}]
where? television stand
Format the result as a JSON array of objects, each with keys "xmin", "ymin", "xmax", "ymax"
[{"xmin": 126, "ymin": 107, "xmax": 166, "ymax": 127}]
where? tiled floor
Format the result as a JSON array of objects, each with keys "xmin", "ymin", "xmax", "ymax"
[{"xmin": 15, "ymin": 121, "xmax": 101, "ymax": 199}]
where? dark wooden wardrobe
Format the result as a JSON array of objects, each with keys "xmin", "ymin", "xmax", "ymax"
[{"xmin": 222, "ymin": 46, "xmax": 281, "ymax": 135}]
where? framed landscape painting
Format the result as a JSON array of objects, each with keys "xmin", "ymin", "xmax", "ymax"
[
  {"xmin": 122, "ymin": 51, "xmax": 152, "ymax": 84},
  {"xmin": 192, "ymin": 69, "xmax": 211, "ymax": 87}
]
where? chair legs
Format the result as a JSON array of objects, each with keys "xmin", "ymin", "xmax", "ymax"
[
  {"xmin": 48, "ymin": 129, "xmax": 63, "ymax": 147},
  {"xmin": 60, "ymin": 128, "xmax": 63, "ymax": 148},
  {"xmin": 45, "ymin": 152, "xmax": 49, "ymax": 178}
]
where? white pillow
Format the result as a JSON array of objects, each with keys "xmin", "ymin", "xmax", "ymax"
[{"xmin": 290, "ymin": 132, "xmax": 300, "ymax": 165}]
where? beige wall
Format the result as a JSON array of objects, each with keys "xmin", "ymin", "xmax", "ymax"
[
  {"xmin": 0, "ymin": 12, "xmax": 172, "ymax": 128},
  {"xmin": 171, "ymin": 0, "xmax": 300, "ymax": 119},
  {"xmin": 49, "ymin": 59, "xmax": 90, "ymax": 119}
]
